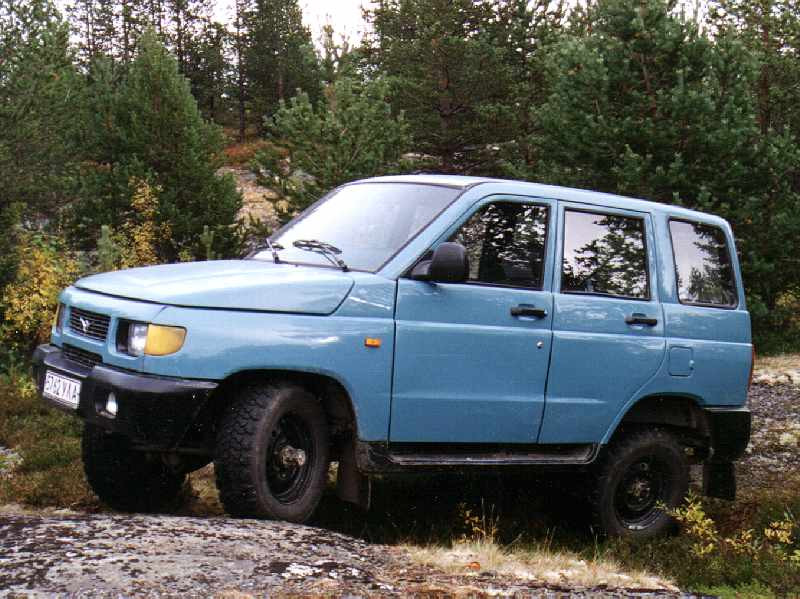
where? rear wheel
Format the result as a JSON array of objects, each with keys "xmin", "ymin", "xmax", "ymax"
[
  {"xmin": 82, "ymin": 424, "xmax": 186, "ymax": 512},
  {"xmin": 591, "ymin": 429, "xmax": 688, "ymax": 538},
  {"xmin": 214, "ymin": 382, "xmax": 329, "ymax": 522}
]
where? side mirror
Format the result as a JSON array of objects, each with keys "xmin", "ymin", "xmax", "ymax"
[{"xmin": 410, "ymin": 242, "xmax": 469, "ymax": 283}]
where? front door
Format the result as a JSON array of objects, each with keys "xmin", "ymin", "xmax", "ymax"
[
  {"xmin": 390, "ymin": 197, "xmax": 556, "ymax": 443},
  {"xmin": 538, "ymin": 204, "xmax": 666, "ymax": 444}
]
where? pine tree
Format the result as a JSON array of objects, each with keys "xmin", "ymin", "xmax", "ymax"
[
  {"xmin": 233, "ymin": 0, "xmax": 248, "ymax": 140},
  {"xmin": 185, "ymin": 19, "xmax": 229, "ymax": 121},
  {"xmin": 243, "ymin": 0, "xmax": 322, "ymax": 128},
  {"xmin": 0, "ymin": 0, "xmax": 83, "ymax": 218},
  {"xmin": 72, "ymin": 30, "xmax": 242, "ymax": 260},
  {"xmin": 709, "ymin": 0, "xmax": 800, "ymax": 135},
  {"xmin": 366, "ymin": 0, "xmax": 563, "ymax": 173},
  {"xmin": 254, "ymin": 77, "xmax": 411, "ymax": 218},
  {"xmin": 521, "ymin": 0, "xmax": 800, "ymax": 338}
]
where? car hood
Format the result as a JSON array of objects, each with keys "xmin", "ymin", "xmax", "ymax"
[{"xmin": 74, "ymin": 260, "xmax": 355, "ymax": 315}]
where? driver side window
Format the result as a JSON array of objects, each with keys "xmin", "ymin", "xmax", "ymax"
[{"xmin": 450, "ymin": 201, "xmax": 549, "ymax": 289}]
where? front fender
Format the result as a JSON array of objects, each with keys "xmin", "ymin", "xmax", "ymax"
[{"xmin": 143, "ymin": 307, "xmax": 395, "ymax": 442}]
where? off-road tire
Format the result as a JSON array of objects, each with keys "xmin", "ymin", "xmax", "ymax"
[
  {"xmin": 82, "ymin": 424, "xmax": 186, "ymax": 512},
  {"xmin": 591, "ymin": 428, "xmax": 688, "ymax": 538},
  {"xmin": 214, "ymin": 382, "xmax": 329, "ymax": 522}
]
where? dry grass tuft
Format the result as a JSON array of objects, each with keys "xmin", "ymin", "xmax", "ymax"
[
  {"xmin": 405, "ymin": 539, "xmax": 677, "ymax": 591},
  {"xmin": 753, "ymin": 353, "xmax": 800, "ymax": 385}
]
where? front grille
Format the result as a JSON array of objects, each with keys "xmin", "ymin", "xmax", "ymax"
[
  {"xmin": 69, "ymin": 307, "xmax": 110, "ymax": 341},
  {"xmin": 63, "ymin": 344, "xmax": 103, "ymax": 369}
]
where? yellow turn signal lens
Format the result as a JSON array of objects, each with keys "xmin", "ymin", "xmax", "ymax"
[{"xmin": 144, "ymin": 325, "xmax": 187, "ymax": 356}]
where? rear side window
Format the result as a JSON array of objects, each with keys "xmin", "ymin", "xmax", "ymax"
[
  {"xmin": 669, "ymin": 220, "xmax": 737, "ymax": 307},
  {"xmin": 561, "ymin": 210, "xmax": 649, "ymax": 299},
  {"xmin": 450, "ymin": 201, "xmax": 549, "ymax": 289}
]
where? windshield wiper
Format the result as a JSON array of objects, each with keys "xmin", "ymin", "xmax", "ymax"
[
  {"xmin": 292, "ymin": 239, "xmax": 349, "ymax": 271},
  {"xmin": 251, "ymin": 240, "xmax": 284, "ymax": 263}
]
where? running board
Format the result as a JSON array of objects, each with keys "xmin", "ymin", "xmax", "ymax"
[{"xmin": 355, "ymin": 441, "xmax": 599, "ymax": 473}]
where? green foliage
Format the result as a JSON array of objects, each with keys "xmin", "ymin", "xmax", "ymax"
[
  {"xmin": 710, "ymin": 0, "xmax": 800, "ymax": 136},
  {"xmin": 0, "ymin": 203, "xmax": 24, "ymax": 301},
  {"xmin": 367, "ymin": 0, "xmax": 506, "ymax": 172},
  {"xmin": 0, "ymin": 0, "xmax": 83, "ymax": 220},
  {"xmin": 71, "ymin": 30, "xmax": 242, "ymax": 261},
  {"xmin": 96, "ymin": 225, "xmax": 121, "ymax": 272},
  {"xmin": 185, "ymin": 20, "xmax": 229, "ymax": 122},
  {"xmin": 254, "ymin": 77, "xmax": 412, "ymax": 219},
  {"xmin": 239, "ymin": 0, "xmax": 322, "ymax": 131},
  {"xmin": 0, "ymin": 371, "xmax": 93, "ymax": 507},
  {"xmin": 0, "ymin": 234, "xmax": 81, "ymax": 363},
  {"xmin": 507, "ymin": 0, "xmax": 800, "ymax": 345},
  {"xmin": 200, "ymin": 225, "xmax": 217, "ymax": 261},
  {"xmin": 366, "ymin": 0, "xmax": 564, "ymax": 173}
]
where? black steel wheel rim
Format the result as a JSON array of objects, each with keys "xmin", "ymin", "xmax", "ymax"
[
  {"xmin": 613, "ymin": 457, "xmax": 669, "ymax": 530},
  {"xmin": 265, "ymin": 413, "xmax": 314, "ymax": 504}
]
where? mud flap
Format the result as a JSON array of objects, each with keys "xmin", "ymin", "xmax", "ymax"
[
  {"xmin": 703, "ymin": 461, "xmax": 736, "ymax": 501},
  {"xmin": 336, "ymin": 439, "xmax": 371, "ymax": 510}
]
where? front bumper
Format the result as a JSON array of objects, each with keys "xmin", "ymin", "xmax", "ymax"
[{"xmin": 33, "ymin": 344, "xmax": 218, "ymax": 451}]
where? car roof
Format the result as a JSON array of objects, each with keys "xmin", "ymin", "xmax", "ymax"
[{"xmin": 354, "ymin": 174, "xmax": 726, "ymax": 226}]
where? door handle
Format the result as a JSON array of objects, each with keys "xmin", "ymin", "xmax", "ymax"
[
  {"xmin": 511, "ymin": 304, "xmax": 548, "ymax": 318},
  {"xmin": 625, "ymin": 313, "xmax": 658, "ymax": 326}
]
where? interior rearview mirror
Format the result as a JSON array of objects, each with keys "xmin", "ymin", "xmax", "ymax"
[{"xmin": 410, "ymin": 242, "xmax": 469, "ymax": 283}]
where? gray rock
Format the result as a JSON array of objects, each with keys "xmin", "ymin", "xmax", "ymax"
[{"xmin": 0, "ymin": 512, "xmax": 692, "ymax": 598}]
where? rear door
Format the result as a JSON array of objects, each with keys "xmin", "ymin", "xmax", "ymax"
[
  {"xmin": 660, "ymin": 218, "xmax": 751, "ymax": 406},
  {"xmin": 538, "ymin": 203, "xmax": 666, "ymax": 443},
  {"xmin": 390, "ymin": 196, "xmax": 556, "ymax": 444}
]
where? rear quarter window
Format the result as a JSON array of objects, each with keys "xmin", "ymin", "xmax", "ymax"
[{"xmin": 668, "ymin": 219, "xmax": 737, "ymax": 307}]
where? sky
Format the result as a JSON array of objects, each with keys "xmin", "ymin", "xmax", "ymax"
[{"xmin": 212, "ymin": 0, "xmax": 372, "ymax": 47}]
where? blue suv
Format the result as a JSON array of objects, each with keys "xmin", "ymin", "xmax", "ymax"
[{"xmin": 34, "ymin": 175, "xmax": 752, "ymax": 537}]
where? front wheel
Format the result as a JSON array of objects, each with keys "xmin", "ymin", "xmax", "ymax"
[
  {"xmin": 591, "ymin": 429, "xmax": 689, "ymax": 538},
  {"xmin": 82, "ymin": 424, "xmax": 186, "ymax": 512},
  {"xmin": 214, "ymin": 382, "xmax": 329, "ymax": 523}
]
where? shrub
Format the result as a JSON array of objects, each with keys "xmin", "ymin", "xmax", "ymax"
[
  {"xmin": 71, "ymin": 32, "xmax": 242, "ymax": 261},
  {"xmin": 0, "ymin": 235, "xmax": 81, "ymax": 362},
  {"xmin": 254, "ymin": 77, "xmax": 412, "ymax": 222}
]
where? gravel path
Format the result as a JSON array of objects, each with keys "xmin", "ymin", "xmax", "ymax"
[{"xmin": 740, "ymin": 382, "xmax": 800, "ymax": 492}]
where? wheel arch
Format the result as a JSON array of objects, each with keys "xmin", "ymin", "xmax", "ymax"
[
  {"xmin": 211, "ymin": 368, "xmax": 359, "ymax": 443},
  {"xmin": 605, "ymin": 393, "xmax": 712, "ymax": 456}
]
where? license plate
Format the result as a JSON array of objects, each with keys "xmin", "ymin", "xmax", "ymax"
[{"xmin": 43, "ymin": 371, "xmax": 81, "ymax": 409}]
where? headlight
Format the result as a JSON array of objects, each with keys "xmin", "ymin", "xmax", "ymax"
[
  {"xmin": 127, "ymin": 323, "xmax": 149, "ymax": 356},
  {"xmin": 123, "ymin": 322, "xmax": 186, "ymax": 357},
  {"xmin": 53, "ymin": 303, "xmax": 66, "ymax": 334}
]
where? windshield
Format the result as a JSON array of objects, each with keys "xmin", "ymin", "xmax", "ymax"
[{"xmin": 252, "ymin": 183, "xmax": 462, "ymax": 272}]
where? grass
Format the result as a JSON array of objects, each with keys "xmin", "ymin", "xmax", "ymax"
[
  {"xmin": 406, "ymin": 539, "xmax": 673, "ymax": 590},
  {"xmin": 0, "ymin": 370, "xmax": 95, "ymax": 509}
]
